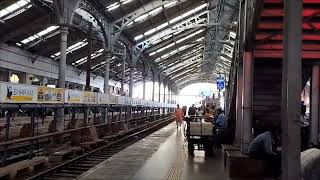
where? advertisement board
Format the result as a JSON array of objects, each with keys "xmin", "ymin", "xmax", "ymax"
[
  {"xmin": 37, "ymin": 86, "xmax": 64, "ymax": 103},
  {"xmin": 65, "ymin": 89, "xmax": 82, "ymax": 103},
  {"xmin": 98, "ymin": 93, "xmax": 109, "ymax": 104},
  {"xmin": 82, "ymin": 91, "xmax": 97, "ymax": 104},
  {"xmin": 0, "ymin": 82, "xmax": 37, "ymax": 103}
]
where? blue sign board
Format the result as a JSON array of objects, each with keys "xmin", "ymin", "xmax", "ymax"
[{"xmin": 217, "ymin": 77, "xmax": 225, "ymax": 90}]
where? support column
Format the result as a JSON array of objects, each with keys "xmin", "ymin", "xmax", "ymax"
[
  {"xmin": 241, "ymin": 52, "xmax": 253, "ymax": 152},
  {"xmin": 152, "ymin": 79, "xmax": 155, "ymax": 101},
  {"xmin": 58, "ymin": 26, "xmax": 68, "ymax": 88},
  {"xmin": 282, "ymin": 0, "xmax": 302, "ymax": 179},
  {"xmin": 104, "ymin": 51, "xmax": 111, "ymax": 94},
  {"xmin": 163, "ymin": 84, "xmax": 166, "ymax": 103},
  {"xmin": 56, "ymin": 25, "xmax": 68, "ymax": 131},
  {"xmin": 142, "ymin": 74, "xmax": 146, "ymax": 99},
  {"xmin": 311, "ymin": 65, "xmax": 319, "ymax": 145},
  {"xmin": 158, "ymin": 81, "xmax": 161, "ymax": 102},
  {"xmin": 85, "ymin": 23, "xmax": 93, "ymax": 91},
  {"xmin": 121, "ymin": 57, "xmax": 126, "ymax": 95},
  {"xmin": 129, "ymin": 67, "xmax": 134, "ymax": 97},
  {"xmin": 236, "ymin": 63, "xmax": 243, "ymax": 146}
]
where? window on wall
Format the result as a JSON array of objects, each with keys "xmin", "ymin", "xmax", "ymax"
[
  {"xmin": 9, "ymin": 71, "xmax": 25, "ymax": 84},
  {"xmin": 10, "ymin": 74, "xmax": 20, "ymax": 83},
  {"xmin": 47, "ymin": 78, "xmax": 56, "ymax": 88},
  {"xmin": 30, "ymin": 75, "xmax": 43, "ymax": 86},
  {"xmin": 0, "ymin": 68, "xmax": 9, "ymax": 82}
]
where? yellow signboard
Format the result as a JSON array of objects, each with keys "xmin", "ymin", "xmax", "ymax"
[
  {"xmin": 65, "ymin": 89, "xmax": 82, "ymax": 103},
  {"xmin": 37, "ymin": 86, "xmax": 64, "ymax": 103},
  {"xmin": 83, "ymin": 91, "xmax": 97, "ymax": 104}
]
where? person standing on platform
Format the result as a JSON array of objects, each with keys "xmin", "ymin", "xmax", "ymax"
[
  {"xmin": 300, "ymin": 104, "xmax": 310, "ymax": 151},
  {"xmin": 188, "ymin": 104, "xmax": 197, "ymax": 116},
  {"xmin": 175, "ymin": 104, "xmax": 184, "ymax": 128}
]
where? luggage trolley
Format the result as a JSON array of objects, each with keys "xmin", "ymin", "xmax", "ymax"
[{"xmin": 185, "ymin": 115, "xmax": 215, "ymax": 155}]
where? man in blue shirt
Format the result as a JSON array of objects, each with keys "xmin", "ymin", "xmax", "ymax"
[{"xmin": 214, "ymin": 108, "xmax": 225, "ymax": 128}]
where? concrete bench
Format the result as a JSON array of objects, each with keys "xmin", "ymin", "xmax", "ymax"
[
  {"xmin": 68, "ymin": 147, "xmax": 84, "ymax": 157},
  {"xmin": 48, "ymin": 149, "xmax": 73, "ymax": 162},
  {"xmin": 222, "ymin": 144, "xmax": 241, "ymax": 167},
  {"xmin": 80, "ymin": 141, "xmax": 98, "ymax": 150},
  {"xmin": 28, "ymin": 157, "xmax": 48, "ymax": 173},
  {"xmin": 226, "ymin": 150, "xmax": 269, "ymax": 179},
  {"xmin": 7, "ymin": 160, "xmax": 32, "ymax": 179},
  {"xmin": 0, "ymin": 167, "xmax": 10, "ymax": 179}
]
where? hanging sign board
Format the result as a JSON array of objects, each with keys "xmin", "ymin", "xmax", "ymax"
[
  {"xmin": 37, "ymin": 86, "xmax": 64, "ymax": 103},
  {"xmin": 217, "ymin": 77, "xmax": 225, "ymax": 90},
  {"xmin": 0, "ymin": 82, "xmax": 37, "ymax": 103},
  {"xmin": 65, "ymin": 89, "xmax": 82, "ymax": 103}
]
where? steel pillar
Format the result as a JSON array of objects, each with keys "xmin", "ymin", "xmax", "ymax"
[
  {"xmin": 241, "ymin": 52, "xmax": 253, "ymax": 152},
  {"xmin": 158, "ymin": 81, "xmax": 161, "ymax": 102},
  {"xmin": 236, "ymin": 63, "xmax": 243, "ymax": 146},
  {"xmin": 104, "ymin": 51, "xmax": 111, "ymax": 94},
  {"xmin": 282, "ymin": 0, "xmax": 302, "ymax": 179},
  {"xmin": 142, "ymin": 75, "xmax": 146, "ymax": 99},
  {"xmin": 85, "ymin": 23, "xmax": 93, "ymax": 91},
  {"xmin": 121, "ymin": 57, "xmax": 126, "ymax": 95},
  {"xmin": 58, "ymin": 26, "xmax": 68, "ymax": 88},
  {"xmin": 163, "ymin": 84, "xmax": 166, "ymax": 103},
  {"xmin": 152, "ymin": 79, "xmax": 155, "ymax": 101},
  {"xmin": 311, "ymin": 65, "xmax": 319, "ymax": 145},
  {"xmin": 129, "ymin": 67, "xmax": 134, "ymax": 97}
]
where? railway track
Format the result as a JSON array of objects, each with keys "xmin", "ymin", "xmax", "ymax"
[{"xmin": 26, "ymin": 116, "xmax": 173, "ymax": 180}]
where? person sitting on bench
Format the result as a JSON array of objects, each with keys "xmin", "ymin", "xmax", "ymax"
[{"xmin": 247, "ymin": 129, "xmax": 281, "ymax": 178}]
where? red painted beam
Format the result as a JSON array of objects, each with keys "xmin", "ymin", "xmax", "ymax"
[
  {"xmin": 264, "ymin": 0, "xmax": 320, "ymax": 3},
  {"xmin": 255, "ymin": 44, "xmax": 320, "ymax": 51},
  {"xmin": 258, "ymin": 22, "xmax": 320, "ymax": 30},
  {"xmin": 255, "ymin": 33, "xmax": 320, "ymax": 41},
  {"xmin": 261, "ymin": 9, "xmax": 320, "ymax": 17},
  {"xmin": 254, "ymin": 50, "xmax": 320, "ymax": 59}
]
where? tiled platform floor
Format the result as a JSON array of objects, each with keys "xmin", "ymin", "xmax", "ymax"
[{"xmin": 79, "ymin": 122, "xmax": 226, "ymax": 180}]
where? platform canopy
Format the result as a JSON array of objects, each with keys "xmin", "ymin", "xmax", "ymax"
[{"xmin": 0, "ymin": 0, "xmax": 238, "ymax": 90}]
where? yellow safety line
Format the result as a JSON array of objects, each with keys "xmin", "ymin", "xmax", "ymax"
[{"xmin": 166, "ymin": 143, "xmax": 187, "ymax": 180}]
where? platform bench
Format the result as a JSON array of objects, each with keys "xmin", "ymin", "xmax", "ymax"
[
  {"xmin": 29, "ymin": 157, "xmax": 48, "ymax": 173},
  {"xmin": 222, "ymin": 144, "xmax": 241, "ymax": 167},
  {"xmin": 226, "ymin": 150, "xmax": 269, "ymax": 180},
  {"xmin": 7, "ymin": 160, "xmax": 32, "ymax": 179},
  {"xmin": 0, "ymin": 167, "xmax": 10, "ymax": 180},
  {"xmin": 68, "ymin": 147, "xmax": 84, "ymax": 157}
]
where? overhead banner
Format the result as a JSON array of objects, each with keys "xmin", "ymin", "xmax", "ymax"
[
  {"xmin": 37, "ymin": 86, "xmax": 64, "ymax": 103},
  {"xmin": 65, "ymin": 89, "xmax": 82, "ymax": 103},
  {"xmin": 0, "ymin": 83, "xmax": 37, "ymax": 103}
]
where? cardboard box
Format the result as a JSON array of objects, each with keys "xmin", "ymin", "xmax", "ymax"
[{"xmin": 190, "ymin": 122, "xmax": 214, "ymax": 136}]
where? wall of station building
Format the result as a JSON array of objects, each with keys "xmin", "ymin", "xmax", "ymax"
[{"xmin": 0, "ymin": 44, "xmax": 129, "ymax": 95}]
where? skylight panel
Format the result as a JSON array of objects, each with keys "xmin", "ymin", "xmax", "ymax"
[
  {"xmin": 134, "ymin": 3, "xmax": 207, "ymax": 41},
  {"xmin": 121, "ymin": 0, "xmax": 133, "ymax": 5},
  {"xmin": 0, "ymin": 0, "xmax": 32, "ymax": 21},
  {"xmin": 149, "ymin": 7, "xmax": 163, "ymax": 15},
  {"xmin": 19, "ymin": 26, "xmax": 59, "ymax": 45},
  {"xmin": 134, "ymin": 35, "xmax": 144, "ymax": 41},
  {"xmin": 51, "ymin": 39, "xmax": 87, "ymax": 59},
  {"xmin": 144, "ymin": 28, "xmax": 157, "ymax": 36},
  {"xmin": 107, "ymin": 2, "xmax": 120, "ymax": 11}
]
